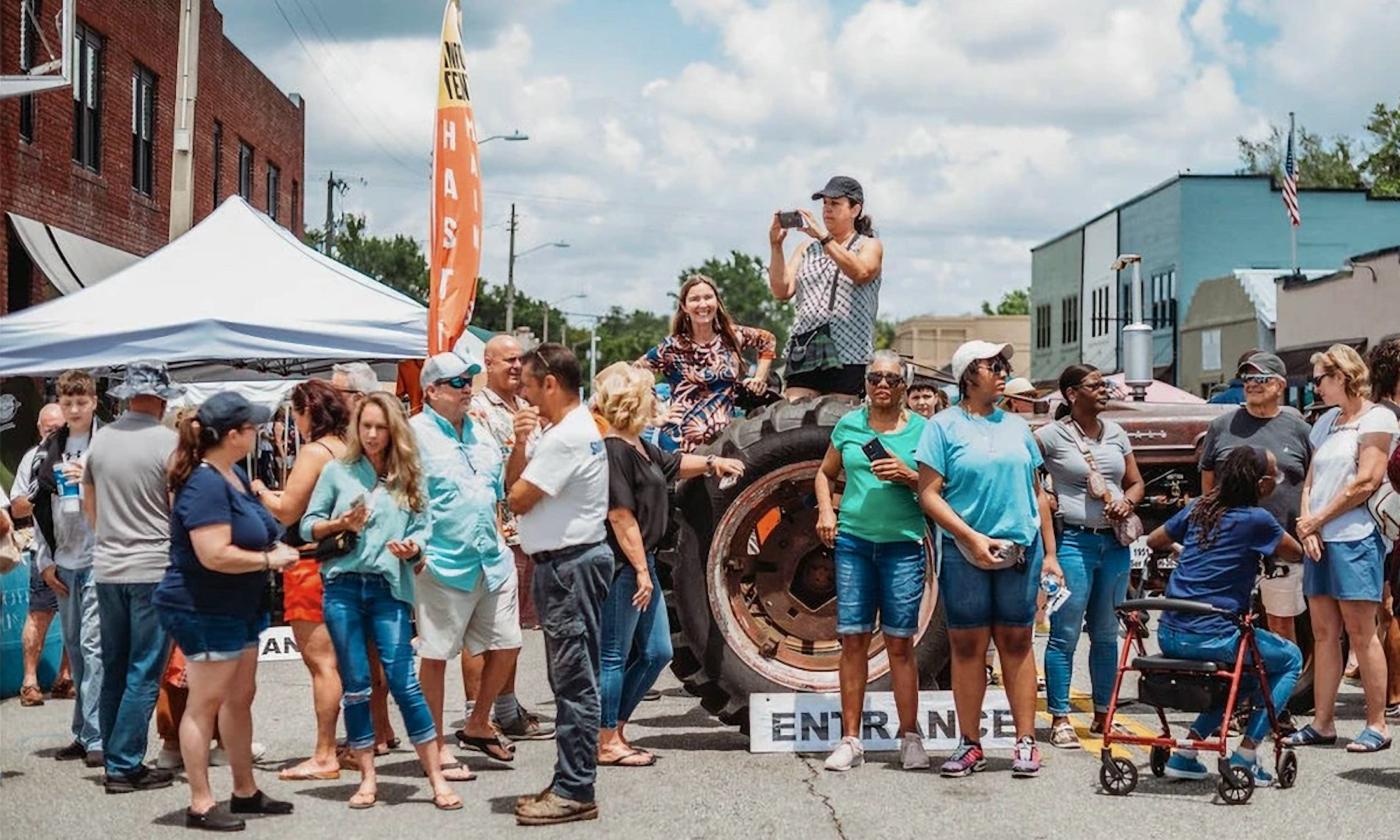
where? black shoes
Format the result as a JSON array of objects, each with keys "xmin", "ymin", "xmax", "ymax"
[
  {"xmin": 54, "ymin": 741, "xmax": 87, "ymax": 761},
  {"xmin": 84, "ymin": 750, "xmax": 105, "ymax": 768},
  {"xmin": 185, "ymin": 807, "xmax": 245, "ymax": 833},
  {"xmin": 230, "ymin": 790, "xmax": 294, "ymax": 815},
  {"xmin": 105, "ymin": 766, "xmax": 176, "ymax": 794}
]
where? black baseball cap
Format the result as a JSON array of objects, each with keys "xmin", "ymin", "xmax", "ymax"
[
  {"xmin": 197, "ymin": 391, "xmax": 272, "ymax": 435},
  {"xmin": 812, "ymin": 175, "xmax": 864, "ymax": 204}
]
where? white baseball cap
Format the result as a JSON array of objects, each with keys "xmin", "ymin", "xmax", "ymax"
[{"xmin": 949, "ymin": 340, "xmax": 1014, "ymax": 382}]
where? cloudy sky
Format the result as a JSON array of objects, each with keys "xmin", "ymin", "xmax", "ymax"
[{"xmin": 218, "ymin": 0, "xmax": 1400, "ymax": 323}]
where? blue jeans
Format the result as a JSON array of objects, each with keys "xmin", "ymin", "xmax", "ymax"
[
  {"xmin": 938, "ymin": 535, "xmax": 1043, "ymax": 629},
  {"xmin": 55, "ymin": 566, "xmax": 103, "ymax": 750},
  {"xmin": 1044, "ymin": 528, "xmax": 1130, "ymax": 715},
  {"xmin": 834, "ymin": 534, "xmax": 926, "ymax": 637},
  {"xmin": 599, "ymin": 555, "xmax": 673, "ymax": 728},
  {"xmin": 1157, "ymin": 623, "xmax": 1302, "ymax": 743},
  {"xmin": 97, "ymin": 583, "xmax": 171, "ymax": 776},
  {"xmin": 322, "ymin": 573, "xmax": 437, "ymax": 751},
  {"xmin": 533, "ymin": 542, "xmax": 614, "ymax": 804}
]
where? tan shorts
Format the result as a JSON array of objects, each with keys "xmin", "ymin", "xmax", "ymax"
[
  {"xmin": 1259, "ymin": 564, "xmax": 1306, "ymax": 618},
  {"xmin": 414, "ymin": 566, "xmax": 522, "ymax": 660}
]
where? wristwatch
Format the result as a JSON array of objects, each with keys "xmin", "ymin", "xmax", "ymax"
[
  {"xmin": 705, "ymin": 455, "xmax": 717, "ymax": 477},
  {"xmin": 819, "ymin": 234, "xmax": 834, "ymax": 246}
]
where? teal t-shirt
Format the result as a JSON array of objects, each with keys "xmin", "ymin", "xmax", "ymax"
[
  {"xmin": 915, "ymin": 407, "xmax": 1043, "ymax": 546},
  {"xmin": 830, "ymin": 407, "xmax": 927, "ymax": 543}
]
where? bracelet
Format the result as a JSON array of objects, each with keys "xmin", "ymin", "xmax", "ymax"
[
  {"xmin": 705, "ymin": 455, "xmax": 716, "ymax": 477},
  {"xmin": 819, "ymin": 234, "xmax": 834, "ymax": 246},
  {"xmin": 262, "ymin": 551, "xmax": 271, "ymax": 571}
]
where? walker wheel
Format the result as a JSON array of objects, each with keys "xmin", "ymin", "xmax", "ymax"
[
  {"xmin": 1149, "ymin": 746, "xmax": 1169, "ymax": 778},
  {"xmin": 1100, "ymin": 756, "xmax": 1138, "ymax": 796},
  {"xmin": 1217, "ymin": 765, "xmax": 1255, "ymax": 805},
  {"xmin": 1276, "ymin": 750, "xmax": 1298, "ymax": 790}
]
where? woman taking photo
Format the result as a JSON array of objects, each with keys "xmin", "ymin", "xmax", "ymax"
[
  {"xmin": 639, "ymin": 274, "xmax": 777, "ymax": 452},
  {"xmin": 1036, "ymin": 364, "xmax": 1144, "ymax": 749},
  {"xmin": 768, "ymin": 176, "xmax": 884, "ymax": 399},
  {"xmin": 814, "ymin": 351, "xmax": 928, "ymax": 772},
  {"xmin": 301, "ymin": 392, "xmax": 462, "ymax": 810},
  {"xmin": 915, "ymin": 341, "xmax": 1061, "ymax": 779},
  {"xmin": 153, "ymin": 392, "xmax": 299, "ymax": 831},
  {"xmin": 592, "ymin": 363, "xmax": 744, "ymax": 767},
  {"xmin": 1287, "ymin": 344, "xmax": 1399, "ymax": 753}
]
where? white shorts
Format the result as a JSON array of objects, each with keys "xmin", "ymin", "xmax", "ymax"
[
  {"xmin": 1259, "ymin": 565, "xmax": 1306, "ymax": 618},
  {"xmin": 414, "ymin": 566, "xmax": 523, "ymax": 660}
]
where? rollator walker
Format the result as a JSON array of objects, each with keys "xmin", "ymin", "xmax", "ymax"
[{"xmin": 1096, "ymin": 597, "xmax": 1299, "ymax": 805}]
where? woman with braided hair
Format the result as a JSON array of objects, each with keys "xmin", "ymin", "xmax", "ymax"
[{"xmin": 1144, "ymin": 446, "xmax": 1304, "ymax": 786}]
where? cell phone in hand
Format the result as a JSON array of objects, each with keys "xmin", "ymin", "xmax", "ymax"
[
  {"xmin": 718, "ymin": 474, "xmax": 739, "ymax": 490},
  {"xmin": 994, "ymin": 542, "xmax": 1027, "ymax": 568},
  {"xmin": 861, "ymin": 437, "xmax": 890, "ymax": 463},
  {"xmin": 777, "ymin": 210, "xmax": 803, "ymax": 229}
]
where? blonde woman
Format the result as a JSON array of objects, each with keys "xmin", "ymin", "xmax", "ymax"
[
  {"xmin": 592, "ymin": 363, "xmax": 744, "ymax": 766},
  {"xmin": 1287, "ymin": 344, "xmax": 1399, "ymax": 753},
  {"xmin": 301, "ymin": 393, "xmax": 461, "ymax": 810}
]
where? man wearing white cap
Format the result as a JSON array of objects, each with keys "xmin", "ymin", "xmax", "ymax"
[{"xmin": 411, "ymin": 351, "xmax": 523, "ymax": 778}]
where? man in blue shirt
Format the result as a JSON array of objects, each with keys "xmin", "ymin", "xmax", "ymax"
[{"xmin": 411, "ymin": 351, "xmax": 523, "ymax": 775}]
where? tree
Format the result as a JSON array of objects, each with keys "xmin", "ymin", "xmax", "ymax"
[
  {"xmin": 873, "ymin": 319, "xmax": 897, "ymax": 350},
  {"xmin": 1362, "ymin": 99, "xmax": 1400, "ymax": 197},
  {"xmin": 1236, "ymin": 123, "xmax": 1365, "ymax": 189},
  {"xmin": 303, "ymin": 214, "xmax": 429, "ymax": 303},
  {"xmin": 981, "ymin": 288, "xmax": 1030, "ymax": 316},
  {"xmin": 678, "ymin": 251, "xmax": 794, "ymax": 349},
  {"xmin": 575, "ymin": 307, "xmax": 671, "ymax": 371}
]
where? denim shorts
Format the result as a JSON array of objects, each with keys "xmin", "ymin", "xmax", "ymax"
[
  {"xmin": 26, "ymin": 553, "xmax": 58, "ymax": 613},
  {"xmin": 158, "ymin": 608, "xmax": 268, "ymax": 662},
  {"xmin": 833, "ymin": 533, "xmax": 926, "ymax": 637},
  {"xmin": 1304, "ymin": 531, "xmax": 1386, "ymax": 602},
  {"xmin": 939, "ymin": 535, "xmax": 1043, "ymax": 630}
]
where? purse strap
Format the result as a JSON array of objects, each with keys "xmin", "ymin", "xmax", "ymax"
[{"xmin": 1063, "ymin": 419, "xmax": 1114, "ymax": 500}]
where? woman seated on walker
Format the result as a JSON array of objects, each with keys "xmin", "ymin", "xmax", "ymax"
[{"xmin": 1144, "ymin": 446, "xmax": 1304, "ymax": 786}]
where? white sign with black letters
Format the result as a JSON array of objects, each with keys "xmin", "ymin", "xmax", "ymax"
[
  {"xmin": 749, "ymin": 690, "xmax": 1017, "ymax": 753},
  {"xmin": 257, "ymin": 624, "xmax": 302, "ymax": 662}
]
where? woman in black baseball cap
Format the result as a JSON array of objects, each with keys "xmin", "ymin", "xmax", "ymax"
[{"xmin": 768, "ymin": 175, "xmax": 885, "ymax": 399}]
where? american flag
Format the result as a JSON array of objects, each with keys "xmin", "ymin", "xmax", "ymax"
[{"xmin": 1282, "ymin": 118, "xmax": 1300, "ymax": 227}]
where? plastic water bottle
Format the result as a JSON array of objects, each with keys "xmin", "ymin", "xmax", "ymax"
[{"xmin": 1042, "ymin": 575, "xmax": 1070, "ymax": 616}]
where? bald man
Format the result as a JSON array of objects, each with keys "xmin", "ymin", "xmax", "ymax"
[
  {"xmin": 10, "ymin": 403, "xmax": 71, "ymax": 706},
  {"xmin": 465, "ymin": 335, "xmax": 554, "ymax": 742}
]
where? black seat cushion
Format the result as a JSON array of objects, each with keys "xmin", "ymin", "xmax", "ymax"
[{"xmin": 1133, "ymin": 656, "xmax": 1221, "ymax": 674}]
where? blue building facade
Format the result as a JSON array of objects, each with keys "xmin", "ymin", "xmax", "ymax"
[{"xmin": 1029, "ymin": 174, "xmax": 1400, "ymax": 384}]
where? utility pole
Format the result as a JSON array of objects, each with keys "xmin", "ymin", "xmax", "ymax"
[
  {"xmin": 324, "ymin": 171, "xmax": 347, "ymax": 256},
  {"xmin": 505, "ymin": 203, "xmax": 518, "ymax": 332},
  {"xmin": 589, "ymin": 321, "xmax": 599, "ymax": 389}
]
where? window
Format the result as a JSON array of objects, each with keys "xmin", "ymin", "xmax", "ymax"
[
  {"xmin": 19, "ymin": 0, "xmax": 40, "ymax": 142},
  {"xmin": 1060, "ymin": 294, "xmax": 1079, "ymax": 345},
  {"xmin": 131, "ymin": 65, "xmax": 156, "ymax": 196},
  {"xmin": 1090, "ymin": 287, "xmax": 1110, "ymax": 338},
  {"xmin": 1035, "ymin": 304, "xmax": 1052, "ymax": 349},
  {"xmin": 238, "ymin": 140, "xmax": 254, "ymax": 200},
  {"xmin": 212, "ymin": 121, "xmax": 223, "ymax": 207},
  {"xmin": 290, "ymin": 179, "xmax": 299, "ymax": 231},
  {"xmin": 266, "ymin": 163, "xmax": 280, "ymax": 220},
  {"xmin": 1201, "ymin": 328, "xmax": 1222, "ymax": 372},
  {"xmin": 72, "ymin": 23, "xmax": 103, "ymax": 171}
]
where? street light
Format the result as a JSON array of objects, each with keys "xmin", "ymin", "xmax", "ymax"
[
  {"xmin": 506, "ymin": 219, "xmax": 569, "ymax": 332},
  {"xmin": 479, "ymin": 130, "xmax": 529, "ymax": 144},
  {"xmin": 543, "ymin": 293, "xmax": 586, "ymax": 344},
  {"xmin": 563, "ymin": 310, "xmax": 606, "ymax": 390}
]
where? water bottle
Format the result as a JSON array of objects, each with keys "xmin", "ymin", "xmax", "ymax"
[
  {"xmin": 1042, "ymin": 575, "xmax": 1070, "ymax": 616},
  {"xmin": 54, "ymin": 462, "xmax": 82, "ymax": 515}
]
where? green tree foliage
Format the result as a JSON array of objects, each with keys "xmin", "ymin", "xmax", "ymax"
[
  {"xmin": 1362, "ymin": 99, "xmax": 1400, "ymax": 197},
  {"xmin": 678, "ymin": 251, "xmax": 794, "ymax": 349},
  {"xmin": 1236, "ymin": 123, "xmax": 1365, "ymax": 188},
  {"xmin": 873, "ymin": 319, "xmax": 897, "ymax": 350},
  {"xmin": 981, "ymin": 288, "xmax": 1030, "ymax": 316},
  {"xmin": 303, "ymin": 214, "xmax": 429, "ymax": 303}
]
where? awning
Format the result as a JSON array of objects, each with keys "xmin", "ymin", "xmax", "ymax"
[
  {"xmin": 1276, "ymin": 337, "xmax": 1369, "ymax": 382},
  {"xmin": 6, "ymin": 212, "xmax": 141, "ymax": 295}
]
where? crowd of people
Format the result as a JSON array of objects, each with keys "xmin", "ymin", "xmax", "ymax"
[{"xmin": 3, "ymin": 175, "xmax": 1399, "ymax": 828}]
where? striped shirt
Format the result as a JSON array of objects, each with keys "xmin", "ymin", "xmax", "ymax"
[{"xmin": 787, "ymin": 235, "xmax": 881, "ymax": 366}]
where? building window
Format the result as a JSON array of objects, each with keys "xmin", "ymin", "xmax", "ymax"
[
  {"xmin": 212, "ymin": 121, "xmax": 223, "ymax": 207},
  {"xmin": 1090, "ymin": 287, "xmax": 1107, "ymax": 338},
  {"xmin": 131, "ymin": 65, "xmax": 156, "ymax": 196},
  {"xmin": 1035, "ymin": 304, "xmax": 1052, "ymax": 349},
  {"xmin": 19, "ymin": 0, "xmax": 40, "ymax": 142},
  {"xmin": 71, "ymin": 23, "xmax": 103, "ymax": 171},
  {"xmin": 290, "ymin": 179, "xmax": 299, "ymax": 231},
  {"xmin": 238, "ymin": 141, "xmax": 254, "ymax": 200},
  {"xmin": 266, "ymin": 164, "xmax": 280, "ymax": 220},
  {"xmin": 1201, "ymin": 328, "xmax": 1222, "ymax": 372},
  {"xmin": 1061, "ymin": 294, "xmax": 1079, "ymax": 345}
]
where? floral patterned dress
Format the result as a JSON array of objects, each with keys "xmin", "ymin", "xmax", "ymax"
[{"xmin": 640, "ymin": 326, "xmax": 777, "ymax": 452}]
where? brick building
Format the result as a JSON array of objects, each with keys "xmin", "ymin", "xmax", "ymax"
[{"xmin": 0, "ymin": 0, "xmax": 305, "ymax": 316}]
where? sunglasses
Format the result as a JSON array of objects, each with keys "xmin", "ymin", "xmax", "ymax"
[
  {"xmin": 978, "ymin": 358, "xmax": 1011, "ymax": 375},
  {"xmin": 435, "ymin": 376, "xmax": 471, "ymax": 389},
  {"xmin": 865, "ymin": 372, "xmax": 905, "ymax": 387},
  {"xmin": 1075, "ymin": 379, "xmax": 1107, "ymax": 391},
  {"xmin": 1241, "ymin": 373, "xmax": 1280, "ymax": 385},
  {"xmin": 1309, "ymin": 372, "xmax": 1331, "ymax": 388}
]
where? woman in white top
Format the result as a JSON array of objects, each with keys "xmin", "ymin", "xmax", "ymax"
[{"xmin": 1287, "ymin": 344, "xmax": 1399, "ymax": 752}]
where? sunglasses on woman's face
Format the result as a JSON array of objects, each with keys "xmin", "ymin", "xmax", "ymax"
[
  {"xmin": 1309, "ymin": 372, "xmax": 1330, "ymax": 388},
  {"xmin": 1076, "ymin": 379, "xmax": 1107, "ymax": 391},
  {"xmin": 865, "ymin": 372, "xmax": 904, "ymax": 387},
  {"xmin": 436, "ymin": 376, "xmax": 471, "ymax": 390},
  {"xmin": 978, "ymin": 358, "xmax": 1010, "ymax": 375}
]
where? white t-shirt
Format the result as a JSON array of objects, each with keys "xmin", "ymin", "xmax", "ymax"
[
  {"xmin": 52, "ymin": 431, "xmax": 95, "ymax": 570},
  {"xmin": 1308, "ymin": 405, "xmax": 1400, "ymax": 542},
  {"xmin": 516, "ymin": 404, "xmax": 609, "ymax": 556}
]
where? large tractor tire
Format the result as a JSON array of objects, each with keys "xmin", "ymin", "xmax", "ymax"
[{"xmin": 662, "ymin": 396, "xmax": 950, "ymax": 730}]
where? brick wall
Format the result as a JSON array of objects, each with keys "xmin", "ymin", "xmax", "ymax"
[{"xmin": 0, "ymin": 0, "xmax": 305, "ymax": 315}]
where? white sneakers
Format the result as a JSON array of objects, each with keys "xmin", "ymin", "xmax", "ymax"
[
  {"xmin": 160, "ymin": 741, "xmax": 268, "ymax": 769},
  {"xmin": 900, "ymin": 731, "xmax": 931, "ymax": 770},
  {"xmin": 823, "ymin": 736, "xmax": 865, "ymax": 771}
]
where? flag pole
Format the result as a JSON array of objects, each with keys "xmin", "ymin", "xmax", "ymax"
[{"xmin": 1288, "ymin": 112, "xmax": 1298, "ymax": 275}]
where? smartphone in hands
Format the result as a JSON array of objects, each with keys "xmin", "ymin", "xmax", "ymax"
[
  {"xmin": 777, "ymin": 210, "xmax": 804, "ymax": 229},
  {"xmin": 861, "ymin": 437, "xmax": 890, "ymax": 463}
]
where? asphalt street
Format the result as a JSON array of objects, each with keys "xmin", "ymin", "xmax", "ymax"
[{"xmin": 1, "ymin": 629, "xmax": 1395, "ymax": 839}]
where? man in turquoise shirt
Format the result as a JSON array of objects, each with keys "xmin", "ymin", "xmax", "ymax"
[{"xmin": 411, "ymin": 350, "xmax": 523, "ymax": 769}]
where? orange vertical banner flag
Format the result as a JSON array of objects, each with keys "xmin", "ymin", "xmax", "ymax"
[{"xmin": 428, "ymin": 0, "xmax": 482, "ymax": 355}]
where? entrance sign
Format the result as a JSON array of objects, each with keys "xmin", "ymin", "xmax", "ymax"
[
  {"xmin": 257, "ymin": 625, "xmax": 301, "ymax": 662},
  {"xmin": 749, "ymin": 690, "xmax": 1016, "ymax": 753}
]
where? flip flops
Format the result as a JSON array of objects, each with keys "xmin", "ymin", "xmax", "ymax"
[
  {"xmin": 597, "ymin": 749, "xmax": 656, "ymax": 767},
  {"xmin": 1346, "ymin": 727, "xmax": 1393, "ymax": 753},
  {"xmin": 456, "ymin": 729, "xmax": 516, "ymax": 762},
  {"xmin": 1282, "ymin": 724, "xmax": 1337, "ymax": 747}
]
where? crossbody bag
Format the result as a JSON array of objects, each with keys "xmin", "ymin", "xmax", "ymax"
[{"xmin": 1064, "ymin": 419, "xmax": 1143, "ymax": 546}]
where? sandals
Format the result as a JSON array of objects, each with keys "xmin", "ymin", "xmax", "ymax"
[
  {"xmin": 348, "ymin": 789, "xmax": 377, "ymax": 810},
  {"xmin": 1283, "ymin": 724, "xmax": 1338, "ymax": 747},
  {"xmin": 433, "ymin": 791, "xmax": 464, "ymax": 811},
  {"xmin": 433, "ymin": 762, "xmax": 476, "ymax": 782},
  {"xmin": 1049, "ymin": 722, "xmax": 1080, "ymax": 750},
  {"xmin": 598, "ymin": 749, "xmax": 656, "ymax": 767},
  {"xmin": 456, "ymin": 729, "xmax": 515, "ymax": 762},
  {"xmin": 279, "ymin": 763, "xmax": 341, "ymax": 781},
  {"xmin": 1346, "ymin": 727, "xmax": 1393, "ymax": 753},
  {"xmin": 19, "ymin": 684, "xmax": 44, "ymax": 707}
]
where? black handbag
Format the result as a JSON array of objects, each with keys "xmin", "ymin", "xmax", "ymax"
[
  {"xmin": 784, "ymin": 248, "xmax": 846, "ymax": 378},
  {"xmin": 315, "ymin": 529, "xmax": 357, "ymax": 562}
]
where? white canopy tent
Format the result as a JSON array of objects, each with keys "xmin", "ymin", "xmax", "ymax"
[{"xmin": 0, "ymin": 197, "xmax": 456, "ymax": 377}]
